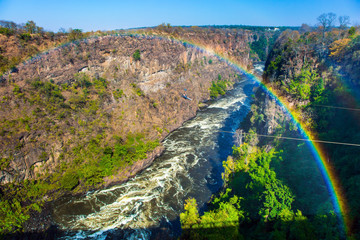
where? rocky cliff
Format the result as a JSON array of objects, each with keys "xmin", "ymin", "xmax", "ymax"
[{"xmin": 0, "ymin": 34, "xmax": 251, "ymax": 186}]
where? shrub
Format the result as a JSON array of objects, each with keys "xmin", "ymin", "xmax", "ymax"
[
  {"xmin": 210, "ymin": 79, "xmax": 228, "ymax": 99},
  {"xmin": 113, "ymin": 89, "xmax": 124, "ymax": 99},
  {"xmin": 60, "ymin": 171, "xmax": 79, "ymax": 190},
  {"xmin": 133, "ymin": 49, "xmax": 140, "ymax": 61},
  {"xmin": 18, "ymin": 33, "xmax": 31, "ymax": 42},
  {"xmin": 39, "ymin": 151, "xmax": 48, "ymax": 161},
  {"xmin": 348, "ymin": 26, "xmax": 356, "ymax": 37},
  {"xmin": 0, "ymin": 27, "xmax": 14, "ymax": 36},
  {"xmin": 130, "ymin": 83, "xmax": 144, "ymax": 96}
]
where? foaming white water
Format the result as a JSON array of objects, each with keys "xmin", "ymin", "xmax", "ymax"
[
  {"xmin": 207, "ymin": 97, "xmax": 245, "ymax": 109},
  {"xmin": 53, "ymin": 80, "xmax": 254, "ymax": 239}
]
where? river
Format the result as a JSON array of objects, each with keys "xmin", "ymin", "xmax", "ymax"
[{"xmin": 51, "ymin": 64, "xmax": 330, "ymax": 239}]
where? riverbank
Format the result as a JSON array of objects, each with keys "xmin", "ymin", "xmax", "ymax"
[
  {"xmin": 12, "ymin": 77, "xmax": 246, "ymax": 240},
  {"xmin": 46, "ymin": 76, "xmax": 255, "ymax": 239}
]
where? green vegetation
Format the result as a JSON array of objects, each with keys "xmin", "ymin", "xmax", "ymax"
[
  {"xmin": 250, "ymin": 35, "xmax": 268, "ymax": 61},
  {"xmin": 68, "ymin": 29, "xmax": 84, "ymax": 41},
  {"xmin": 0, "ymin": 179, "xmax": 54, "ymax": 234},
  {"xmin": 285, "ymin": 64, "xmax": 324, "ymax": 101},
  {"xmin": 0, "ymin": 71, "xmax": 159, "ymax": 234},
  {"xmin": 130, "ymin": 83, "xmax": 144, "ymax": 96},
  {"xmin": 262, "ymin": 23, "xmax": 360, "ymax": 239},
  {"xmin": 59, "ymin": 133, "xmax": 159, "ymax": 186},
  {"xmin": 348, "ymin": 26, "xmax": 356, "ymax": 37},
  {"xmin": 113, "ymin": 89, "xmax": 124, "ymax": 99},
  {"xmin": 209, "ymin": 75, "xmax": 231, "ymax": 99},
  {"xmin": 182, "ymin": 21, "xmax": 360, "ymax": 239},
  {"xmin": 60, "ymin": 171, "xmax": 79, "ymax": 190},
  {"xmin": 133, "ymin": 49, "xmax": 141, "ymax": 61},
  {"xmin": 0, "ymin": 132, "xmax": 159, "ymax": 234},
  {"xmin": 249, "ymin": 32, "xmax": 281, "ymax": 61},
  {"xmin": 181, "ymin": 141, "xmax": 339, "ymax": 240}
]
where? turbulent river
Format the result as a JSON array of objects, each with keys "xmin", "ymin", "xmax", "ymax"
[
  {"xmin": 51, "ymin": 76, "xmax": 256, "ymax": 239},
  {"xmin": 51, "ymin": 65, "xmax": 330, "ymax": 239}
]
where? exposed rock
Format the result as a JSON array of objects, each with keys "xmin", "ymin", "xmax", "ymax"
[{"xmin": 0, "ymin": 34, "xmax": 251, "ymax": 184}]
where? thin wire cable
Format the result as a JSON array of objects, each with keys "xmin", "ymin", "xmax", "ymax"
[
  {"xmin": 217, "ymin": 131, "xmax": 360, "ymax": 147},
  {"xmin": 241, "ymin": 132, "xmax": 360, "ymax": 147},
  {"xmin": 118, "ymin": 118, "xmax": 360, "ymax": 147},
  {"xmin": 311, "ymin": 104, "xmax": 360, "ymax": 112}
]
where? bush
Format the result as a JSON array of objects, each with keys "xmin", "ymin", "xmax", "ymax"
[
  {"xmin": 60, "ymin": 171, "xmax": 79, "ymax": 190},
  {"xmin": 0, "ymin": 199, "xmax": 29, "ymax": 233},
  {"xmin": 0, "ymin": 27, "xmax": 14, "ymax": 36},
  {"xmin": 18, "ymin": 33, "xmax": 31, "ymax": 42},
  {"xmin": 113, "ymin": 89, "xmax": 124, "ymax": 99},
  {"xmin": 210, "ymin": 79, "xmax": 228, "ymax": 99},
  {"xmin": 31, "ymin": 80, "xmax": 65, "ymax": 103},
  {"xmin": 133, "ymin": 49, "xmax": 140, "ymax": 61},
  {"xmin": 348, "ymin": 26, "xmax": 356, "ymax": 37},
  {"xmin": 68, "ymin": 29, "xmax": 83, "ymax": 41},
  {"xmin": 131, "ymin": 83, "xmax": 144, "ymax": 96}
]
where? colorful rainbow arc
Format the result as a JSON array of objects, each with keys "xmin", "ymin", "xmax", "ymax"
[
  {"xmin": 19, "ymin": 33, "xmax": 350, "ymax": 236},
  {"xmin": 176, "ymin": 37, "xmax": 350, "ymax": 236},
  {"xmin": 177, "ymin": 38, "xmax": 350, "ymax": 235}
]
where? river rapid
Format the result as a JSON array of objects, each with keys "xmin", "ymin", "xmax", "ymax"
[
  {"xmin": 51, "ymin": 64, "xmax": 330, "ymax": 239},
  {"xmin": 51, "ymin": 74, "xmax": 255, "ymax": 239}
]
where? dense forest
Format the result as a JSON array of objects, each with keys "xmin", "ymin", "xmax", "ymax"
[{"xmin": 180, "ymin": 16, "xmax": 360, "ymax": 240}]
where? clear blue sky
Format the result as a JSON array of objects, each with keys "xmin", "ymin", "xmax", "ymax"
[{"xmin": 0, "ymin": 0, "xmax": 359, "ymax": 32}]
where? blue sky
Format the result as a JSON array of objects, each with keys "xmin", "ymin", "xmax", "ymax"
[{"xmin": 0, "ymin": 0, "xmax": 359, "ymax": 32}]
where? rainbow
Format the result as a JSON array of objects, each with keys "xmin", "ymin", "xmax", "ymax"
[
  {"xmin": 131, "ymin": 33, "xmax": 351, "ymax": 236},
  {"xmin": 16, "ymin": 32, "xmax": 350, "ymax": 236},
  {"xmin": 174, "ymin": 37, "xmax": 351, "ymax": 236}
]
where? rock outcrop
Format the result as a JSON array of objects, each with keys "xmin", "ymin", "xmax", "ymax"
[{"xmin": 0, "ymin": 34, "xmax": 251, "ymax": 185}]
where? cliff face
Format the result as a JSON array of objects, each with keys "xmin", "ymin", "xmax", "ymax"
[
  {"xmin": 133, "ymin": 27, "xmax": 256, "ymax": 68},
  {"xmin": 0, "ymin": 34, "xmax": 251, "ymax": 185},
  {"xmin": 264, "ymin": 30, "xmax": 360, "ymax": 86}
]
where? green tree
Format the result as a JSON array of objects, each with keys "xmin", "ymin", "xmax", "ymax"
[
  {"xmin": 133, "ymin": 49, "xmax": 141, "ymax": 61},
  {"xmin": 348, "ymin": 26, "xmax": 356, "ymax": 37},
  {"xmin": 250, "ymin": 35, "xmax": 268, "ymax": 61},
  {"xmin": 68, "ymin": 28, "xmax": 83, "ymax": 41},
  {"xmin": 24, "ymin": 20, "xmax": 36, "ymax": 34},
  {"xmin": 180, "ymin": 198, "xmax": 199, "ymax": 228},
  {"xmin": 60, "ymin": 171, "xmax": 79, "ymax": 190}
]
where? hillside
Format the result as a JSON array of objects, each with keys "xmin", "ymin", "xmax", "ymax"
[
  {"xmin": 178, "ymin": 26, "xmax": 360, "ymax": 239},
  {"xmin": 263, "ymin": 27, "xmax": 360, "ymax": 237},
  {"xmin": 0, "ymin": 26, "xmax": 258, "ymax": 233}
]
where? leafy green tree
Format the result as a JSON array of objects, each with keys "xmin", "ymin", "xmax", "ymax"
[
  {"xmin": 259, "ymin": 181, "xmax": 294, "ymax": 220},
  {"xmin": 0, "ymin": 199, "xmax": 29, "ymax": 233},
  {"xmin": 133, "ymin": 49, "xmax": 141, "ymax": 61},
  {"xmin": 180, "ymin": 198, "xmax": 200, "ymax": 228},
  {"xmin": 24, "ymin": 20, "xmax": 36, "ymax": 34},
  {"xmin": 60, "ymin": 171, "xmax": 79, "ymax": 190},
  {"xmin": 68, "ymin": 28, "xmax": 83, "ymax": 41},
  {"xmin": 250, "ymin": 35, "xmax": 268, "ymax": 61},
  {"xmin": 348, "ymin": 26, "xmax": 356, "ymax": 37}
]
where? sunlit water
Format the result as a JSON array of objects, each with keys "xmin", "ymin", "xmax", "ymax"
[{"xmin": 51, "ymin": 67, "xmax": 330, "ymax": 239}]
